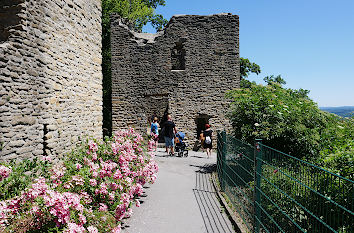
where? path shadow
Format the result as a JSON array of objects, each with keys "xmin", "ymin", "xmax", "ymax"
[
  {"xmin": 193, "ymin": 163, "xmax": 234, "ymax": 233},
  {"xmin": 121, "ymin": 189, "xmax": 149, "ymax": 230},
  {"xmin": 190, "ymin": 163, "xmax": 217, "ymax": 174},
  {"xmin": 190, "ymin": 155, "xmax": 206, "ymax": 159},
  {"xmin": 155, "ymin": 154, "xmax": 168, "ymax": 158}
]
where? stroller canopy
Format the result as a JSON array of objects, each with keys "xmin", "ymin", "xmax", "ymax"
[{"xmin": 176, "ymin": 132, "xmax": 185, "ymax": 140}]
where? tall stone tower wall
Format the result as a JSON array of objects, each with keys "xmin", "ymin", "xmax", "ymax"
[
  {"xmin": 111, "ymin": 14, "xmax": 240, "ymax": 145},
  {"xmin": 0, "ymin": 0, "xmax": 102, "ymax": 160}
]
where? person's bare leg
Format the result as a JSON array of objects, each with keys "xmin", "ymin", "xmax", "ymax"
[{"xmin": 170, "ymin": 146, "xmax": 174, "ymax": 155}]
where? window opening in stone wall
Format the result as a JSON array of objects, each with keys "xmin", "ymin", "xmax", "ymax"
[
  {"xmin": 0, "ymin": 2, "xmax": 23, "ymax": 43},
  {"xmin": 171, "ymin": 41, "xmax": 186, "ymax": 70}
]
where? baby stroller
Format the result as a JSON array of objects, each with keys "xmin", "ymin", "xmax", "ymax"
[{"xmin": 175, "ymin": 132, "xmax": 188, "ymax": 157}]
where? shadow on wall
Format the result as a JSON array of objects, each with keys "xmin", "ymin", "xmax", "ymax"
[{"xmin": 0, "ymin": 0, "xmax": 23, "ymax": 43}]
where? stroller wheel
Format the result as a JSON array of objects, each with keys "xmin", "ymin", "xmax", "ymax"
[
  {"xmin": 178, "ymin": 151, "xmax": 183, "ymax": 157},
  {"xmin": 184, "ymin": 150, "xmax": 188, "ymax": 157}
]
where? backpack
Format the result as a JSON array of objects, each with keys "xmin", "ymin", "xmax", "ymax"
[
  {"xmin": 151, "ymin": 123, "xmax": 157, "ymax": 134},
  {"xmin": 205, "ymin": 136, "xmax": 211, "ymax": 144}
]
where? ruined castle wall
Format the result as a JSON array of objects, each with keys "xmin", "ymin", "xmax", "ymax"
[
  {"xmin": 0, "ymin": 0, "xmax": 102, "ymax": 160},
  {"xmin": 111, "ymin": 14, "xmax": 239, "ymax": 145}
]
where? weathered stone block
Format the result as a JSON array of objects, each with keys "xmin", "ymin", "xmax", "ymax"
[{"xmin": 11, "ymin": 116, "xmax": 36, "ymax": 125}]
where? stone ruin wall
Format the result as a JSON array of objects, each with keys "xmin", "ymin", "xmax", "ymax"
[
  {"xmin": 111, "ymin": 14, "xmax": 240, "ymax": 146},
  {"xmin": 0, "ymin": 0, "xmax": 102, "ymax": 160}
]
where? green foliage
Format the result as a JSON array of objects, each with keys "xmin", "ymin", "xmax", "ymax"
[
  {"xmin": 226, "ymin": 81, "xmax": 332, "ymax": 158},
  {"xmin": 259, "ymin": 164, "xmax": 353, "ymax": 232},
  {"xmin": 0, "ymin": 158, "xmax": 50, "ymax": 201},
  {"xmin": 102, "ymin": 0, "xmax": 167, "ymax": 31},
  {"xmin": 226, "ymin": 57, "xmax": 353, "ymax": 231},
  {"xmin": 263, "ymin": 74, "xmax": 286, "ymax": 85},
  {"xmin": 318, "ymin": 117, "xmax": 354, "ymax": 179},
  {"xmin": 101, "ymin": 0, "xmax": 168, "ymax": 136},
  {"xmin": 240, "ymin": 57, "xmax": 261, "ymax": 79}
]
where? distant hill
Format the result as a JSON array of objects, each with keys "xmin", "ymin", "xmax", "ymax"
[{"xmin": 320, "ymin": 106, "xmax": 354, "ymax": 117}]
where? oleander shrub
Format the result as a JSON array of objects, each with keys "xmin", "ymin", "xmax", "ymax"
[{"xmin": 0, "ymin": 128, "xmax": 158, "ymax": 233}]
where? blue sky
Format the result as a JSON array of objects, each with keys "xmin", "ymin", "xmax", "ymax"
[{"xmin": 144, "ymin": 0, "xmax": 354, "ymax": 107}]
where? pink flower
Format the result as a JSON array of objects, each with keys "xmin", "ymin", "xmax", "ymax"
[
  {"xmin": 80, "ymin": 192, "xmax": 92, "ymax": 204},
  {"xmin": 125, "ymin": 208, "xmax": 133, "ymax": 218},
  {"xmin": 136, "ymin": 200, "xmax": 140, "ymax": 207},
  {"xmin": 99, "ymin": 203, "xmax": 108, "ymax": 212},
  {"xmin": 89, "ymin": 140, "xmax": 98, "ymax": 152},
  {"xmin": 75, "ymin": 163, "xmax": 82, "ymax": 170},
  {"xmin": 92, "ymin": 152, "xmax": 97, "ymax": 161},
  {"xmin": 78, "ymin": 213, "xmax": 86, "ymax": 224},
  {"xmin": 111, "ymin": 225, "xmax": 121, "ymax": 233},
  {"xmin": 89, "ymin": 179, "xmax": 97, "ymax": 187},
  {"xmin": 65, "ymin": 222, "xmax": 86, "ymax": 233},
  {"xmin": 41, "ymin": 156, "xmax": 52, "ymax": 161},
  {"xmin": 71, "ymin": 175, "xmax": 84, "ymax": 186},
  {"xmin": 99, "ymin": 183, "xmax": 108, "ymax": 195},
  {"xmin": 113, "ymin": 170, "xmax": 122, "ymax": 180},
  {"xmin": 87, "ymin": 226, "xmax": 98, "ymax": 233},
  {"xmin": 109, "ymin": 192, "xmax": 115, "ymax": 200},
  {"xmin": 31, "ymin": 205, "xmax": 40, "ymax": 214},
  {"xmin": 0, "ymin": 165, "xmax": 12, "ymax": 181},
  {"xmin": 110, "ymin": 182, "xmax": 118, "ymax": 191}
]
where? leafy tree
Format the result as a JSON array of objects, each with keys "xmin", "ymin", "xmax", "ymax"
[
  {"xmin": 263, "ymin": 74, "xmax": 286, "ymax": 85},
  {"xmin": 226, "ymin": 81, "xmax": 334, "ymax": 158},
  {"xmin": 239, "ymin": 57, "xmax": 261, "ymax": 88},
  {"xmin": 317, "ymin": 116, "xmax": 354, "ymax": 178},
  {"xmin": 240, "ymin": 57, "xmax": 261, "ymax": 79},
  {"xmin": 101, "ymin": 0, "xmax": 168, "ymax": 136},
  {"xmin": 230, "ymin": 59, "xmax": 353, "ymax": 232}
]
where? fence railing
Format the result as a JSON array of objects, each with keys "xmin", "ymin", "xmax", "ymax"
[{"xmin": 216, "ymin": 131, "xmax": 354, "ymax": 233}]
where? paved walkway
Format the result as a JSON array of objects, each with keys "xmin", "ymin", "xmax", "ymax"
[{"xmin": 122, "ymin": 148, "xmax": 235, "ymax": 233}]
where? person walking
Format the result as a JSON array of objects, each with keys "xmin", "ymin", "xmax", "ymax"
[
  {"xmin": 150, "ymin": 117, "xmax": 159, "ymax": 151},
  {"xmin": 163, "ymin": 114, "xmax": 177, "ymax": 156},
  {"xmin": 202, "ymin": 124, "xmax": 213, "ymax": 158}
]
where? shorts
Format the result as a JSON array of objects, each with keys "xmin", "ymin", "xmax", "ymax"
[
  {"xmin": 164, "ymin": 136, "xmax": 174, "ymax": 147},
  {"xmin": 151, "ymin": 132, "xmax": 159, "ymax": 141},
  {"xmin": 204, "ymin": 142, "xmax": 212, "ymax": 149}
]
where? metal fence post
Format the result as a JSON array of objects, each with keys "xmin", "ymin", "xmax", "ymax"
[
  {"xmin": 254, "ymin": 139, "xmax": 263, "ymax": 233},
  {"xmin": 221, "ymin": 130, "xmax": 227, "ymax": 192},
  {"xmin": 217, "ymin": 132, "xmax": 222, "ymax": 190}
]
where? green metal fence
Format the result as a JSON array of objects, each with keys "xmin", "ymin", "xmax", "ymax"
[{"xmin": 216, "ymin": 131, "xmax": 354, "ymax": 233}]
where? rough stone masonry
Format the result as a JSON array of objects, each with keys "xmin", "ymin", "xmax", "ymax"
[
  {"xmin": 0, "ymin": 0, "xmax": 102, "ymax": 160},
  {"xmin": 110, "ymin": 13, "xmax": 240, "ymax": 147}
]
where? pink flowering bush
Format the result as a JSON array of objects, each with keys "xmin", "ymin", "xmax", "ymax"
[
  {"xmin": 0, "ymin": 165, "xmax": 12, "ymax": 182},
  {"xmin": 0, "ymin": 128, "xmax": 158, "ymax": 232}
]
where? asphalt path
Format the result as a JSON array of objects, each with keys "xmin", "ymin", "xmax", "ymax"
[{"xmin": 121, "ymin": 148, "xmax": 235, "ymax": 233}]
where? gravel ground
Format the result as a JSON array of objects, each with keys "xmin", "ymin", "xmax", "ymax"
[{"xmin": 121, "ymin": 148, "xmax": 235, "ymax": 233}]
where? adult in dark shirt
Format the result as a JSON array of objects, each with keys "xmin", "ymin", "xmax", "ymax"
[
  {"xmin": 203, "ymin": 124, "xmax": 213, "ymax": 158},
  {"xmin": 163, "ymin": 114, "xmax": 177, "ymax": 156}
]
